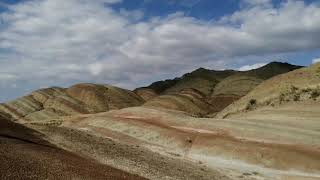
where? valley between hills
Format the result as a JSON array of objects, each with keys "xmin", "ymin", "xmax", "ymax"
[{"xmin": 1, "ymin": 62, "xmax": 320, "ymax": 180}]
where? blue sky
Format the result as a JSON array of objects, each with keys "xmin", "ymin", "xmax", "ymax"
[
  {"xmin": 111, "ymin": 0, "xmax": 317, "ymax": 21},
  {"xmin": 111, "ymin": 0, "xmax": 239, "ymax": 21},
  {"xmin": 0, "ymin": 0, "xmax": 320, "ymax": 102}
]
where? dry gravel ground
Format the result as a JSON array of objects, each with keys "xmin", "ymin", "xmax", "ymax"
[
  {"xmin": 0, "ymin": 117, "xmax": 145, "ymax": 180},
  {"xmin": 0, "ymin": 136, "xmax": 145, "ymax": 180},
  {"xmin": 40, "ymin": 106, "xmax": 320, "ymax": 180},
  {"xmin": 35, "ymin": 124, "xmax": 231, "ymax": 180},
  {"xmin": 3, "ymin": 103, "xmax": 320, "ymax": 180}
]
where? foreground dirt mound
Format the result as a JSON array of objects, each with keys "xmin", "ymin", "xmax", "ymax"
[
  {"xmin": 217, "ymin": 63, "xmax": 320, "ymax": 118},
  {"xmin": 0, "ymin": 83, "xmax": 144, "ymax": 122},
  {"xmin": 49, "ymin": 106, "xmax": 320, "ymax": 179},
  {"xmin": 0, "ymin": 113, "xmax": 145, "ymax": 180}
]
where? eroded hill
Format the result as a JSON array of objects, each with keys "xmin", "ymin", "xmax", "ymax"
[
  {"xmin": 217, "ymin": 63, "xmax": 320, "ymax": 119},
  {"xmin": 138, "ymin": 62, "xmax": 302, "ymax": 116},
  {"xmin": 0, "ymin": 83, "xmax": 144, "ymax": 122},
  {"xmin": 2, "ymin": 62, "xmax": 318, "ymax": 180}
]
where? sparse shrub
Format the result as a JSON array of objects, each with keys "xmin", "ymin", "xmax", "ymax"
[
  {"xmin": 265, "ymin": 100, "xmax": 271, "ymax": 105},
  {"xmin": 289, "ymin": 85, "xmax": 298, "ymax": 93},
  {"xmin": 311, "ymin": 89, "xmax": 320, "ymax": 100},
  {"xmin": 279, "ymin": 93, "xmax": 285, "ymax": 103},
  {"xmin": 293, "ymin": 94, "xmax": 300, "ymax": 101},
  {"xmin": 316, "ymin": 68, "xmax": 320, "ymax": 75},
  {"xmin": 246, "ymin": 99, "xmax": 257, "ymax": 110},
  {"xmin": 186, "ymin": 138, "xmax": 193, "ymax": 143},
  {"xmin": 190, "ymin": 112, "xmax": 203, "ymax": 118},
  {"xmin": 243, "ymin": 172, "xmax": 251, "ymax": 176},
  {"xmin": 249, "ymin": 99, "xmax": 257, "ymax": 106},
  {"xmin": 252, "ymin": 172, "xmax": 259, "ymax": 175},
  {"xmin": 301, "ymin": 88, "xmax": 312, "ymax": 93}
]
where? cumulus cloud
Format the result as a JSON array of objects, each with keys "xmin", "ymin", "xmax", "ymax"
[
  {"xmin": 313, "ymin": 58, "xmax": 320, "ymax": 64},
  {"xmin": 238, "ymin": 63, "xmax": 267, "ymax": 71},
  {"xmin": 0, "ymin": 0, "xmax": 320, "ymax": 101}
]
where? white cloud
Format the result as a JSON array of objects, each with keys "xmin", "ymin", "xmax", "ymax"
[
  {"xmin": 242, "ymin": 0, "xmax": 272, "ymax": 6},
  {"xmin": 313, "ymin": 58, "xmax": 320, "ymax": 64},
  {"xmin": 238, "ymin": 63, "xmax": 267, "ymax": 71},
  {"xmin": 0, "ymin": 73, "xmax": 17, "ymax": 80},
  {"xmin": 0, "ymin": 0, "xmax": 320, "ymax": 101}
]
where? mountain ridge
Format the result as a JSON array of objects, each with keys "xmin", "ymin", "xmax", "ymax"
[
  {"xmin": 135, "ymin": 61, "xmax": 303, "ymax": 95},
  {"xmin": 0, "ymin": 61, "xmax": 303, "ymax": 120},
  {"xmin": 138, "ymin": 61, "xmax": 303, "ymax": 116}
]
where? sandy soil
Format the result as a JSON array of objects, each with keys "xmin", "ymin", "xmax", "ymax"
[
  {"xmin": 0, "ymin": 117, "xmax": 145, "ymax": 180},
  {"xmin": 38, "ymin": 106, "xmax": 320, "ymax": 180},
  {"xmin": 0, "ymin": 136, "xmax": 145, "ymax": 180},
  {"xmin": 34, "ymin": 124, "xmax": 231, "ymax": 180},
  {"xmin": 5, "ymin": 98, "xmax": 320, "ymax": 180}
]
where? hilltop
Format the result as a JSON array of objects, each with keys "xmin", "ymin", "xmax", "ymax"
[
  {"xmin": 0, "ymin": 83, "xmax": 144, "ymax": 122},
  {"xmin": 0, "ymin": 62, "xmax": 302, "ymax": 120},
  {"xmin": 217, "ymin": 62, "xmax": 320, "ymax": 119},
  {"xmin": 138, "ymin": 62, "xmax": 302, "ymax": 116}
]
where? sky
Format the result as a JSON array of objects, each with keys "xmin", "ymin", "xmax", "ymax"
[{"xmin": 0, "ymin": 0, "xmax": 320, "ymax": 102}]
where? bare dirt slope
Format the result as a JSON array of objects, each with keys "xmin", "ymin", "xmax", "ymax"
[
  {"xmin": 25, "ymin": 106, "xmax": 319, "ymax": 180},
  {"xmin": 134, "ymin": 88, "xmax": 158, "ymax": 101},
  {"xmin": 208, "ymin": 75, "xmax": 263, "ymax": 115},
  {"xmin": 1, "ymin": 62, "xmax": 313, "ymax": 180},
  {"xmin": 0, "ymin": 113, "xmax": 145, "ymax": 180},
  {"xmin": 143, "ymin": 88, "xmax": 214, "ymax": 116},
  {"xmin": 0, "ymin": 83, "xmax": 144, "ymax": 122}
]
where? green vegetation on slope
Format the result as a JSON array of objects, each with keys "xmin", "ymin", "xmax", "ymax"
[{"xmin": 217, "ymin": 63, "xmax": 320, "ymax": 118}]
